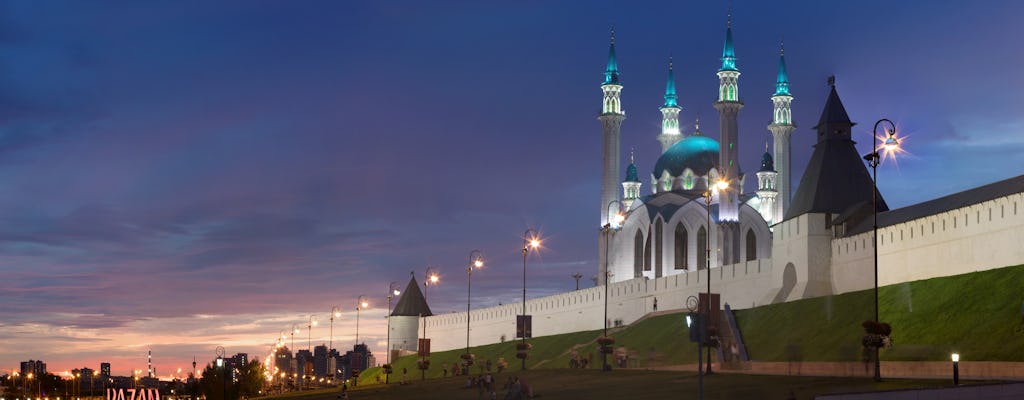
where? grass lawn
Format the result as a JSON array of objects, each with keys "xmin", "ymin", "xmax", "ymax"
[
  {"xmin": 269, "ymin": 369, "xmax": 963, "ymax": 400},
  {"xmin": 735, "ymin": 264, "xmax": 1024, "ymax": 362},
  {"xmin": 345, "ymin": 263, "xmax": 1024, "ymax": 391}
]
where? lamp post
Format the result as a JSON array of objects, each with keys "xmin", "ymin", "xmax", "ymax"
[
  {"xmin": 572, "ymin": 272, "xmax": 583, "ymax": 290},
  {"xmin": 466, "ymin": 250, "xmax": 484, "ymax": 365},
  {"xmin": 385, "ymin": 282, "xmax": 401, "ymax": 384},
  {"xmin": 601, "ymin": 200, "xmax": 624, "ymax": 372},
  {"xmin": 422, "ymin": 268, "xmax": 439, "ymax": 380},
  {"xmin": 215, "ymin": 346, "xmax": 226, "ymax": 400},
  {"xmin": 356, "ymin": 295, "xmax": 369, "ymax": 345},
  {"xmin": 864, "ymin": 118, "xmax": 899, "ymax": 382},
  {"xmin": 703, "ymin": 179, "xmax": 727, "ymax": 375},
  {"xmin": 330, "ymin": 306, "xmax": 341, "ymax": 353},
  {"xmin": 307, "ymin": 314, "xmax": 318, "ymax": 353},
  {"xmin": 951, "ymin": 353, "xmax": 960, "ymax": 385},
  {"xmin": 520, "ymin": 229, "xmax": 541, "ymax": 370}
]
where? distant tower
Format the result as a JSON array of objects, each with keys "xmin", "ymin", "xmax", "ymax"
[
  {"xmin": 756, "ymin": 143, "xmax": 779, "ymax": 225},
  {"xmin": 657, "ymin": 56, "xmax": 682, "ymax": 152},
  {"xmin": 622, "ymin": 151, "xmax": 642, "ymax": 209},
  {"xmin": 768, "ymin": 41, "xmax": 795, "ymax": 223},
  {"xmin": 599, "ymin": 27, "xmax": 626, "ymax": 227},
  {"xmin": 713, "ymin": 13, "xmax": 743, "ymax": 265},
  {"xmin": 148, "ymin": 349, "xmax": 153, "ymax": 378},
  {"xmin": 389, "ymin": 275, "xmax": 433, "ymax": 355}
]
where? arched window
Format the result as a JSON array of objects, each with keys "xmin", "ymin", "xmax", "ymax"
[
  {"xmin": 643, "ymin": 233, "xmax": 652, "ymax": 272},
  {"xmin": 633, "ymin": 230, "xmax": 644, "ymax": 278},
  {"xmin": 746, "ymin": 229, "xmax": 757, "ymax": 261},
  {"xmin": 697, "ymin": 226, "xmax": 708, "ymax": 269},
  {"xmin": 674, "ymin": 223, "xmax": 688, "ymax": 270},
  {"xmin": 655, "ymin": 219, "xmax": 664, "ymax": 277}
]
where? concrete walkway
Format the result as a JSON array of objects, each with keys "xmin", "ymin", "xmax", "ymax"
[{"xmin": 655, "ymin": 361, "xmax": 1024, "ymax": 381}]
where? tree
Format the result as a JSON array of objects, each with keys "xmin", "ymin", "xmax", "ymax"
[
  {"xmin": 236, "ymin": 360, "xmax": 266, "ymax": 398},
  {"xmin": 198, "ymin": 360, "xmax": 266, "ymax": 400}
]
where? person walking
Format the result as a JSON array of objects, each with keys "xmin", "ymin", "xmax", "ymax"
[{"xmin": 653, "ymin": 297, "xmax": 658, "ymax": 311}]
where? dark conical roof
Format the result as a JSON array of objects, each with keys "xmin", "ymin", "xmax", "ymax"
[
  {"xmin": 390, "ymin": 276, "xmax": 433, "ymax": 317},
  {"xmin": 785, "ymin": 84, "xmax": 887, "ymax": 220},
  {"xmin": 813, "ymin": 83, "xmax": 853, "ymax": 135}
]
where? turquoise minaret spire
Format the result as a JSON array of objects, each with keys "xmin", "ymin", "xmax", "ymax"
[
  {"xmin": 720, "ymin": 14, "xmax": 738, "ymax": 72},
  {"xmin": 657, "ymin": 55, "xmax": 682, "ymax": 152},
  {"xmin": 663, "ymin": 56, "xmax": 678, "ymax": 107},
  {"xmin": 774, "ymin": 42, "xmax": 791, "ymax": 96},
  {"xmin": 604, "ymin": 27, "xmax": 620, "ymax": 85}
]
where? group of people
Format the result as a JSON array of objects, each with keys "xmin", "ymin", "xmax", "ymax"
[
  {"xmin": 443, "ymin": 357, "xmax": 510, "ymax": 377},
  {"xmin": 568, "ymin": 349, "xmax": 593, "ymax": 369},
  {"xmin": 463, "ymin": 374, "xmax": 533, "ymax": 400}
]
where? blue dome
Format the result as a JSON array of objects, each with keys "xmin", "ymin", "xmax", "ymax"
[
  {"xmin": 624, "ymin": 162, "xmax": 640, "ymax": 182},
  {"xmin": 652, "ymin": 136, "xmax": 720, "ymax": 178}
]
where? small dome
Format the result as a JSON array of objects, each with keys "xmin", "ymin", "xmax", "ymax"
[
  {"xmin": 652, "ymin": 136, "xmax": 720, "ymax": 178},
  {"xmin": 624, "ymin": 162, "xmax": 640, "ymax": 182},
  {"xmin": 760, "ymin": 151, "xmax": 775, "ymax": 172}
]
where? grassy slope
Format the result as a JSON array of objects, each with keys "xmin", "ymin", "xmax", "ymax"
[
  {"xmin": 735, "ymin": 264, "xmax": 1024, "ymax": 362},
  {"xmin": 356, "ymin": 264, "xmax": 1024, "ymax": 384}
]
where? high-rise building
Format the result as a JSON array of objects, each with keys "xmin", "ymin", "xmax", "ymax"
[
  {"xmin": 275, "ymin": 346, "xmax": 293, "ymax": 375},
  {"xmin": 20, "ymin": 360, "xmax": 46, "ymax": 376},
  {"xmin": 313, "ymin": 345, "xmax": 328, "ymax": 378},
  {"xmin": 100, "ymin": 363, "xmax": 111, "ymax": 378}
]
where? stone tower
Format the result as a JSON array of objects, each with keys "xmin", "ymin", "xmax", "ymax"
[
  {"xmin": 389, "ymin": 275, "xmax": 433, "ymax": 354},
  {"xmin": 599, "ymin": 27, "xmax": 626, "ymax": 227},
  {"xmin": 768, "ymin": 42, "xmax": 796, "ymax": 224}
]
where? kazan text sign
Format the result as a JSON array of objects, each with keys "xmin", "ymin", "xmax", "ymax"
[{"xmin": 107, "ymin": 388, "xmax": 161, "ymax": 400}]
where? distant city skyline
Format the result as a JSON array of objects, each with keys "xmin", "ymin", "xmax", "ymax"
[{"xmin": 2, "ymin": 1, "xmax": 1024, "ymax": 374}]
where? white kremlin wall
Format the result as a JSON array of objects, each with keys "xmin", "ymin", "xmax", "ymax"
[
  {"xmin": 831, "ymin": 192, "xmax": 1024, "ymax": 293},
  {"xmin": 418, "ymin": 190, "xmax": 1024, "ymax": 353},
  {"xmin": 421, "ymin": 259, "xmax": 774, "ymax": 353}
]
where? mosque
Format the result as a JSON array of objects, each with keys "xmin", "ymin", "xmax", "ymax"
[{"xmin": 388, "ymin": 19, "xmax": 1024, "ymax": 356}]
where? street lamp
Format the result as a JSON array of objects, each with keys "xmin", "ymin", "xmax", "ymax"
[
  {"xmin": 356, "ymin": 295, "xmax": 369, "ymax": 346},
  {"xmin": 520, "ymin": 228, "xmax": 541, "ymax": 370},
  {"xmin": 863, "ymin": 118, "xmax": 899, "ymax": 382},
  {"xmin": 465, "ymin": 250, "xmax": 485, "ymax": 366},
  {"xmin": 951, "ymin": 353, "xmax": 960, "ymax": 385},
  {"xmin": 329, "ymin": 305, "xmax": 341, "ymax": 373},
  {"xmin": 385, "ymin": 282, "xmax": 401, "ymax": 384},
  {"xmin": 601, "ymin": 200, "xmax": 624, "ymax": 372},
  {"xmin": 307, "ymin": 315, "xmax": 318, "ymax": 353},
  {"xmin": 703, "ymin": 178, "xmax": 727, "ymax": 375},
  {"xmin": 422, "ymin": 268, "xmax": 440, "ymax": 380}
]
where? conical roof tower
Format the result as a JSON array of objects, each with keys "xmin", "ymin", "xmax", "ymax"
[
  {"xmin": 786, "ymin": 79, "xmax": 888, "ymax": 220},
  {"xmin": 390, "ymin": 276, "xmax": 433, "ymax": 317}
]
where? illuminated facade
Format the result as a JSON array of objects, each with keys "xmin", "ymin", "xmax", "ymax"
[{"xmin": 600, "ymin": 17, "xmax": 786, "ymax": 282}]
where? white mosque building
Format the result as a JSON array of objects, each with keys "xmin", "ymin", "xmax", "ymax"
[{"xmin": 388, "ymin": 20, "xmax": 1024, "ymax": 356}]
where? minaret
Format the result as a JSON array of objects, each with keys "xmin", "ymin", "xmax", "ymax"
[
  {"xmin": 622, "ymin": 151, "xmax": 642, "ymax": 209},
  {"xmin": 713, "ymin": 13, "xmax": 743, "ymax": 266},
  {"xmin": 756, "ymin": 142, "xmax": 779, "ymax": 225},
  {"xmin": 657, "ymin": 56, "xmax": 682, "ymax": 153},
  {"xmin": 599, "ymin": 27, "xmax": 626, "ymax": 227},
  {"xmin": 713, "ymin": 14, "xmax": 743, "ymax": 222},
  {"xmin": 768, "ymin": 41, "xmax": 795, "ymax": 223}
]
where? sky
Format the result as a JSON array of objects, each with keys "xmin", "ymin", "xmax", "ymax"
[{"xmin": 1, "ymin": 0, "xmax": 1023, "ymax": 377}]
